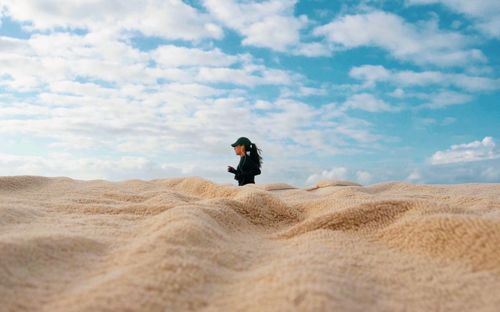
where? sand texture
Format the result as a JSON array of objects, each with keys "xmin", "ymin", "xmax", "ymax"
[{"xmin": 1, "ymin": 176, "xmax": 500, "ymax": 311}]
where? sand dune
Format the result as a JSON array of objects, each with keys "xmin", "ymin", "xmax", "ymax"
[{"xmin": 1, "ymin": 176, "xmax": 499, "ymax": 311}]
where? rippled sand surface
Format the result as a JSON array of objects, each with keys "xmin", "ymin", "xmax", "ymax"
[{"xmin": 1, "ymin": 176, "xmax": 499, "ymax": 311}]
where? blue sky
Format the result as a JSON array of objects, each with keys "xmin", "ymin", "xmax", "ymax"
[{"xmin": 0, "ymin": 0, "xmax": 499, "ymax": 186}]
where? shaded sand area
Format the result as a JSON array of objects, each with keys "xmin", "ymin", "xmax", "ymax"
[{"xmin": 1, "ymin": 176, "xmax": 500, "ymax": 311}]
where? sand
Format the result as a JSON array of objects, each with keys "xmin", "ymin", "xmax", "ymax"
[{"xmin": 1, "ymin": 176, "xmax": 499, "ymax": 311}]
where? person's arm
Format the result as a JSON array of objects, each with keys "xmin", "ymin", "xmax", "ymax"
[{"xmin": 227, "ymin": 166, "xmax": 237, "ymax": 174}]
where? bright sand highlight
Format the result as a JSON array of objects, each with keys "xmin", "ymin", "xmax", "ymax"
[{"xmin": 1, "ymin": 176, "xmax": 499, "ymax": 311}]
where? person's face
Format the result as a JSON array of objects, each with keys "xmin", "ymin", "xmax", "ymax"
[{"xmin": 233, "ymin": 145, "xmax": 244, "ymax": 155}]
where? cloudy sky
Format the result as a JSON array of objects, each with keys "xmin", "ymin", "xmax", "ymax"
[{"xmin": 0, "ymin": 0, "xmax": 499, "ymax": 186}]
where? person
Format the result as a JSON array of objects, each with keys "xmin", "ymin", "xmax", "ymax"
[{"xmin": 227, "ymin": 137, "xmax": 262, "ymax": 186}]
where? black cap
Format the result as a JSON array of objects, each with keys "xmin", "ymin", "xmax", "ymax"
[{"xmin": 231, "ymin": 137, "xmax": 252, "ymax": 147}]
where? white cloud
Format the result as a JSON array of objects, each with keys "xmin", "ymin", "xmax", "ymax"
[
  {"xmin": 280, "ymin": 85, "xmax": 328, "ymax": 98},
  {"xmin": 0, "ymin": 0, "xmax": 223, "ymax": 41},
  {"xmin": 342, "ymin": 93, "xmax": 397, "ymax": 112},
  {"xmin": 415, "ymin": 116, "xmax": 456, "ymax": 127},
  {"xmin": 418, "ymin": 91, "xmax": 473, "ymax": 109},
  {"xmin": 254, "ymin": 100, "xmax": 273, "ymax": 110},
  {"xmin": 152, "ymin": 45, "xmax": 239, "ymax": 68},
  {"xmin": 203, "ymin": 0, "xmax": 304, "ymax": 51},
  {"xmin": 407, "ymin": 0, "xmax": 500, "ymax": 38},
  {"xmin": 0, "ymin": 32, "xmax": 158, "ymax": 91},
  {"xmin": 241, "ymin": 15, "xmax": 303, "ymax": 50},
  {"xmin": 349, "ymin": 65, "xmax": 496, "ymax": 110},
  {"xmin": 349, "ymin": 65, "xmax": 391, "ymax": 88},
  {"xmin": 0, "ymin": 40, "xmax": 383, "ymax": 182},
  {"xmin": 163, "ymin": 83, "xmax": 223, "ymax": 98},
  {"xmin": 292, "ymin": 42, "xmax": 331, "ymax": 57},
  {"xmin": 314, "ymin": 10, "xmax": 486, "ymax": 67},
  {"xmin": 306, "ymin": 167, "xmax": 373, "ymax": 185},
  {"xmin": 356, "ymin": 170, "xmax": 373, "ymax": 184},
  {"xmin": 350, "ymin": 65, "xmax": 500, "ymax": 92},
  {"xmin": 389, "ymin": 88, "xmax": 405, "ymax": 98},
  {"xmin": 406, "ymin": 159, "xmax": 500, "ymax": 183},
  {"xmin": 406, "ymin": 169, "xmax": 422, "ymax": 182},
  {"xmin": 196, "ymin": 65, "xmax": 296, "ymax": 87},
  {"xmin": 306, "ymin": 167, "xmax": 348, "ymax": 185},
  {"xmin": 7, "ymin": 1, "xmax": 496, "ymax": 186},
  {"xmin": 430, "ymin": 137, "xmax": 500, "ymax": 165},
  {"xmin": 1, "ymin": 32, "xmax": 291, "ymax": 154},
  {"xmin": 203, "ymin": 0, "xmax": 327, "ymax": 55},
  {"xmin": 0, "ymin": 31, "xmax": 300, "ymax": 96},
  {"xmin": 0, "ymin": 36, "xmax": 28, "ymax": 52},
  {"xmin": 0, "ymin": 152, "xmax": 183, "ymax": 180},
  {"xmin": 442, "ymin": 117, "xmax": 456, "ymax": 125}
]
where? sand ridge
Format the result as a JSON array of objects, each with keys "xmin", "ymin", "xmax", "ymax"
[{"xmin": 1, "ymin": 176, "xmax": 499, "ymax": 311}]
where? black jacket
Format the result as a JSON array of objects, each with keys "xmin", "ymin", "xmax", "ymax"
[{"xmin": 230, "ymin": 155, "xmax": 261, "ymax": 186}]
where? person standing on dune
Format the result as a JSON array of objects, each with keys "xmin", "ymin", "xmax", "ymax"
[{"xmin": 227, "ymin": 137, "xmax": 262, "ymax": 186}]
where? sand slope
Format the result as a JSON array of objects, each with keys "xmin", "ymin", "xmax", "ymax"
[{"xmin": 1, "ymin": 176, "xmax": 499, "ymax": 311}]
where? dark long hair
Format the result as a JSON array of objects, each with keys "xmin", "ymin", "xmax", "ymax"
[{"xmin": 247, "ymin": 143, "xmax": 263, "ymax": 168}]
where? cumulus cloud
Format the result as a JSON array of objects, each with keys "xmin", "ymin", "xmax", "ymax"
[
  {"xmin": 291, "ymin": 42, "xmax": 331, "ymax": 57},
  {"xmin": 279, "ymin": 85, "xmax": 328, "ymax": 98},
  {"xmin": 356, "ymin": 170, "xmax": 373, "ymax": 184},
  {"xmin": 0, "ymin": 152, "xmax": 184, "ymax": 180},
  {"xmin": 430, "ymin": 137, "xmax": 500, "ymax": 165},
  {"xmin": 196, "ymin": 65, "xmax": 297, "ymax": 87},
  {"xmin": 0, "ymin": 30, "xmax": 300, "ymax": 94},
  {"xmin": 0, "ymin": 27, "xmax": 382, "ymax": 182},
  {"xmin": 349, "ymin": 65, "xmax": 498, "ymax": 110},
  {"xmin": 2, "ymin": 0, "xmax": 495, "ymax": 186},
  {"xmin": 407, "ymin": 0, "xmax": 500, "ymax": 38},
  {"xmin": 203, "ymin": 0, "xmax": 303, "ymax": 51},
  {"xmin": 305, "ymin": 167, "xmax": 348, "ymax": 185},
  {"xmin": 415, "ymin": 116, "xmax": 456, "ymax": 128},
  {"xmin": 350, "ymin": 65, "xmax": 500, "ymax": 92},
  {"xmin": 0, "ymin": 0, "xmax": 223, "ymax": 40},
  {"xmin": 305, "ymin": 167, "xmax": 373, "ymax": 185},
  {"xmin": 153, "ymin": 45, "xmax": 239, "ymax": 68},
  {"xmin": 406, "ymin": 159, "xmax": 500, "ymax": 183},
  {"xmin": 0, "ymin": 32, "xmax": 373, "ymax": 155},
  {"xmin": 1, "ymin": 23, "xmax": 345, "ymax": 174},
  {"xmin": 342, "ymin": 93, "xmax": 397, "ymax": 112},
  {"xmin": 314, "ymin": 10, "xmax": 486, "ymax": 67},
  {"xmin": 418, "ymin": 91, "xmax": 473, "ymax": 109},
  {"xmin": 202, "ymin": 0, "xmax": 329, "ymax": 56}
]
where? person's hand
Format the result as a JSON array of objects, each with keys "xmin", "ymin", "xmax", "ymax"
[{"xmin": 227, "ymin": 166, "xmax": 236, "ymax": 173}]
